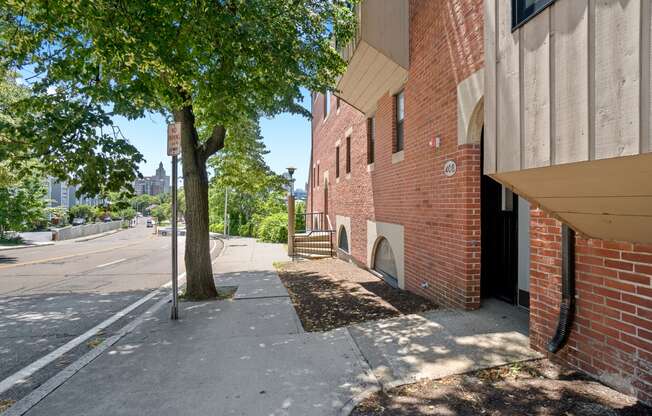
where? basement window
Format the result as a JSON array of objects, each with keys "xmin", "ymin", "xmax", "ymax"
[{"xmin": 512, "ymin": 0, "xmax": 556, "ymax": 30}]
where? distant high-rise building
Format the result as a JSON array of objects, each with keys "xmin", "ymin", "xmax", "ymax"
[
  {"xmin": 46, "ymin": 178, "xmax": 104, "ymax": 208},
  {"xmin": 133, "ymin": 162, "xmax": 171, "ymax": 196}
]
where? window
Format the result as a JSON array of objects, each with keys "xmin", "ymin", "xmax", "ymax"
[
  {"xmin": 338, "ymin": 226, "xmax": 349, "ymax": 253},
  {"xmin": 317, "ymin": 164, "xmax": 320, "ymax": 184},
  {"xmin": 312, "ymin": 167, "xmax": 316, "ymax": 188},
  {"xmin": 395, "ymin": 90, "xmax": 405, "ymax": 152},
  {"xmin": 336, "ymin": 97, "xmax": 341, "ymax": 110},
  {"xmin": 373, "ymin": 237, "xmax": 398, "ymax": 288},
  {"xmin": 335, "ymin": 146, "xmax": 340, "ymax": 178},
  {"xmin": 345, "ymin": 136, "xmax": 351, "ymax": 174},
  {"xmin": 323, "ymin": 91, "xmax": 331, "ymax": 119},
  {"xmin": 367, "ymin": 117, "xmax": 375, "ymax": 164},
  {"xmin": 512, "ymin": 0, "xmax": 556, "ymax": 30}
]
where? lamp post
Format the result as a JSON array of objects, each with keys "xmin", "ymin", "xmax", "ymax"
[
  {"xmin": 286, "ymin": 166, "xmax": 296, "ymax": 197},
  {"xmin": 286, "ymin": 166, "xmax": 296, "ymax": 257}
]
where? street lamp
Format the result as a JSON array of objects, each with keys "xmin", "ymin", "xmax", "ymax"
[{"xmin": 286, "ymin": 166, "xmax": 296, "ymax": 197}]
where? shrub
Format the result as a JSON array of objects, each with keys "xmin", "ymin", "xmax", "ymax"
[
  {"xmin": 238, "ymin": 222, "xmax": 253, "ymax": 237},
  {"xmin": 209, "ymin": 222, "xmax": 224, "ymax": 234},
  {"xmin": 255, "ymin": 212, "xmax": 288, "ymax": 243}
]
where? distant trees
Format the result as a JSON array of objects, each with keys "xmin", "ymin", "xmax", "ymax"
[{"xmin": 207, "ymin": 119, "xmax": 290, "ymax": 243}]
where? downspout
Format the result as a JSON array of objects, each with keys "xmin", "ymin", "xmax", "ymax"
[{"xmin": 547, "ymin": 224, "xmax": 576, "ymax": 353}]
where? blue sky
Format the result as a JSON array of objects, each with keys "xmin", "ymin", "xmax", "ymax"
[{"xmin": 116, "ymin": 97, "xmax": 312, "ymax": 191}]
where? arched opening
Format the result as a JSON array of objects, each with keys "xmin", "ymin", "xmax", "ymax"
[
  {"xmin": 372, "ymin": 237, "xmax": 398, "ymax": 288},
  {"xmin": 338, "ymin": 226, "xmax": 349, "ymax": 253}
]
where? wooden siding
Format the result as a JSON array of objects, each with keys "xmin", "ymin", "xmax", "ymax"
[
  {"xmin": 485, "ymin": 0, "xmax": 652, "ymax": 243},
  {"xmin": 485, "ymin": 0, "xmax": 651, "ymax": 172}
]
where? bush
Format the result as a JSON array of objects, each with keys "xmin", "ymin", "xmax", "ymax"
[
  {"xmin": 209, "ymin": 222, "xmax": 224, "ymax": 234},
  {"xmin": 237, "ymin": 222, "xmax": 253, "ymax": 237},
  {"xmin": 255, "ymin": 212, "xmax": 288, "ymax": 243}
]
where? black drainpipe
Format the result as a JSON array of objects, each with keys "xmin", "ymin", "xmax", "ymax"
[{"xmin": 547, "ymin": 224, "xmax": 576, "ymax": 353}]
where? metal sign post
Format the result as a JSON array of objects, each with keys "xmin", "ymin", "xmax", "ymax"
[{"xmin": 167, "ymin": 122, "xmax": 182, "ymax": 320}]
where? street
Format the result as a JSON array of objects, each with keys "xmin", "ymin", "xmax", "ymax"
[{"xmin": 0, "ymin": 222, "xmax": 221, "ymax": 404}]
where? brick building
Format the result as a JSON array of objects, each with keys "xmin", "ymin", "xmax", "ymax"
[{"xmin": 306, "ymin": 0, "xmax": 651, "ymax": 404}]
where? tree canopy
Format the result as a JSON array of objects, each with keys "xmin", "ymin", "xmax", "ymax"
[{"xmin": 1, "ymin": 0, "xmax": 358, "ymax": 299}]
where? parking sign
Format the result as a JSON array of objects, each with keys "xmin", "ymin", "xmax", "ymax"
[{"xmin": 167, "ymin": 122, "xmax": 182, "ymax": 156}]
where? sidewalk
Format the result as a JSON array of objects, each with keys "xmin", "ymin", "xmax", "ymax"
[
  {"xmin": 9, "ymin": 238, "xmax": 540, "ymax": 416},
  {"xmin": 16, "ymin": 238, "xmax": 377, "ymax": 416}
]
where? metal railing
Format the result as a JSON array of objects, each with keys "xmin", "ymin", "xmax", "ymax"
[
  {"xmin": 292, "ymin": 212, "xmax": 334, "ymax": 260},
  {"xmin": 296, "ymin": 212, "xmax": 329, "ymax": 233}
]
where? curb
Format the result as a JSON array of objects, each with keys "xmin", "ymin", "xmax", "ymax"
[
  {"xmin": 73, "ymin": 229, "xmax": 122, "ymax": 243},
  {"xmin": 0, "ymin": 242, "xmax": 55, "ymax": 252},
  {"xmin": 337, "ymin": 328, "xmax": 382, "ymax": 416}
]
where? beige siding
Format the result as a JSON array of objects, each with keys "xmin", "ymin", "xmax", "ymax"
[
  {"xmin": 486, "ymin": 0, "xmax": 652, "ymax": 244},
  {"xmin": 553, "ymin": 0, "xmax": 589, "ymax": 164},
  {"xmin": 594, "ymin": 0, "xmax": 640, "ymax": 159},
  {"xmin": 487, "ymin": 0, "xmax": 650, "ymax": 169},
  {"xmin": 496, "ymin": 0, "xmax": 521, "ymax": 171},
  {"xmin": 484, "ymin": 0, "xmax": 497, "ymax": 174},
  {"xmin": 522, "ymin": 8, "xmax": 551, "ymax": 169}
]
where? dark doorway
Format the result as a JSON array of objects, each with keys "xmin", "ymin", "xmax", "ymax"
[{"xmin": 480, "ymin": 129, "xmax": 519, "ymax": 304}]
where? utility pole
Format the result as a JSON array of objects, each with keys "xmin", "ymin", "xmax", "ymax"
[
  {"xmin": 224, "ymin": 187, "xmax": 229, "ymax": 237},
  {"xmin": 167, "ymin": 123, "xmax": 182, "ymax": 320}
]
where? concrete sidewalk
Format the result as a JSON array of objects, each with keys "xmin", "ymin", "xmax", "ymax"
[
  {"xmin": 16, "ymin": 238, "xmax": 377, "ymax": 416},
  {"xmin": 10, "ymin": 238, "xmax": 540, "ymax": 416}
]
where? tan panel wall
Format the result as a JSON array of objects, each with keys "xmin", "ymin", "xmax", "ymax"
[
  {"xmin": 594, "ymin": 0, "xmax": 640, "ymax": 160},
  {"xmin": 522, "ymin": 8, "xmax": 551, "ymax": 169},
  {"xmin": 361, "ymin": 0, "xmax": 409, "ymax": 69},
  {"xmin": 553, "ymin": 0, "xmax": 589, "ymax": 164},
  {"xmin": 484, "ymin": 0, "xmax": 497, "ymax": 174},
  {"xmin": 496, "ymin": 0, "xmax": 521, "ymax": 171},
  {"xmin": 486, "ymin": 0, "xmax": 651, "ymax": 171}
]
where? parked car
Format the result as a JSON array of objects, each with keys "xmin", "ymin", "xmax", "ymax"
[
  {"xmin": 71, "ymin": 218, "xmax": 86, "ymax": 226},
  {"xmin": 146, "ymin": 219, "xmax": 154, "ymax": 228},
  {"xmin": 103, "ymin": 217, "xmax": 112, "ymax": 223}
]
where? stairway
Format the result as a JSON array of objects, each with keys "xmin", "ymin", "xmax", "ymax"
[{"xmin": 292, "ymin": 231, "xmax": 335, "ymax": 259}]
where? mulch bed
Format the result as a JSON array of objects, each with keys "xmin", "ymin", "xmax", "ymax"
[
  {"xmin": 276, "ymin": 258, "xmax": 436, "ymax": 332},
  {"xmin": 351, "ymin": 359, "xmax": 651, "ymax": 416}
]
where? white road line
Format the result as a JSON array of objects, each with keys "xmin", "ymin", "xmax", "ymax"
[
  {"xmin": 0, "ymin": 239, "xmax": 220, "ymax": 396},
  {"xmin": 95, "ymin": 258, "xmax": 127, "ymax": 269}
]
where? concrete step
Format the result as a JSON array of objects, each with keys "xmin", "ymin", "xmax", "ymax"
[
  {"xmin": 293, "ymin": 247, "xmax": 335, "ymax": 256},
  {"xmin": 293, "ymin": 234, "xmax": 331, "ymax": 243}
]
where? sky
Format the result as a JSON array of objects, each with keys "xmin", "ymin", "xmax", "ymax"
[{"xmin": 116, "ymin": 95, "xmax": 312, "ymax": 191}]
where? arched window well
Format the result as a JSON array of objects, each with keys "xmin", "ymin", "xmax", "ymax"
[
  {"xmin": 373, "ymin": 237, "xmax": 398, "ymax": 288},
  {"xmin": 338, "ymin": 226, "xmax": 349, "ymax": 253}
]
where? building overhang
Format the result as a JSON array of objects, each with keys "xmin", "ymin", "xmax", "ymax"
[
  {"xmin": 335, "ymin": 0, "xmax": 409, "ymax": 115},
  {"xmin": 492, "ymin": 153, "xmax": 652, "ymax": 244}
]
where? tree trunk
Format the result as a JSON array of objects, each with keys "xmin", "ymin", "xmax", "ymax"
[{"xmin": 175, "ymin": 107, "xmax": 218, "ymax": 300}]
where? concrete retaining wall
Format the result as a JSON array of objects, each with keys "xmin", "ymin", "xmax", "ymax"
[{"xmin": 52, "ymin": 221, "xmax": 124, "ymax": 241}]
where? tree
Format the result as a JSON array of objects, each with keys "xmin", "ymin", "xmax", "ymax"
[
  {"xmin": 69, "ymin": 204, "xmax": 95, "ymax": 223},
  {"xmin": 0, "ymin": 166, "xmax": 47, "ymax": 238},
  {"xmin": 208, "ymin": 119, "xmax": 288, "ymax": 238},
  {"xmin": 0, "ymin": 69, "xmax": 144, "ymax": 198},
  {"xmin": 1, "ymin": 1, "xmax": 358, "ymax": 299}
]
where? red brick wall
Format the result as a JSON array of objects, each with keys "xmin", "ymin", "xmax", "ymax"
[
  {"xmin": 308, "ymin": 0, "xmax": 485, "ymax": 309},
  {"xmin": 530, "ymin": 209, "xmax": 652, "ymax": 403},
  {"xmin": 307, "ymin": 95, "xmax": 373, "ymax": 263}
]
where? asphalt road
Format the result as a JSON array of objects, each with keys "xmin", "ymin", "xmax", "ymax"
[{"xmin": 0, "ymin": 221, "xmax": 222, "ymax": 405}]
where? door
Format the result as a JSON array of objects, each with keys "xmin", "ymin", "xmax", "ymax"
[{"xmin": 481, "ymin": 129, "xmax": 519, "ymax": 304}]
